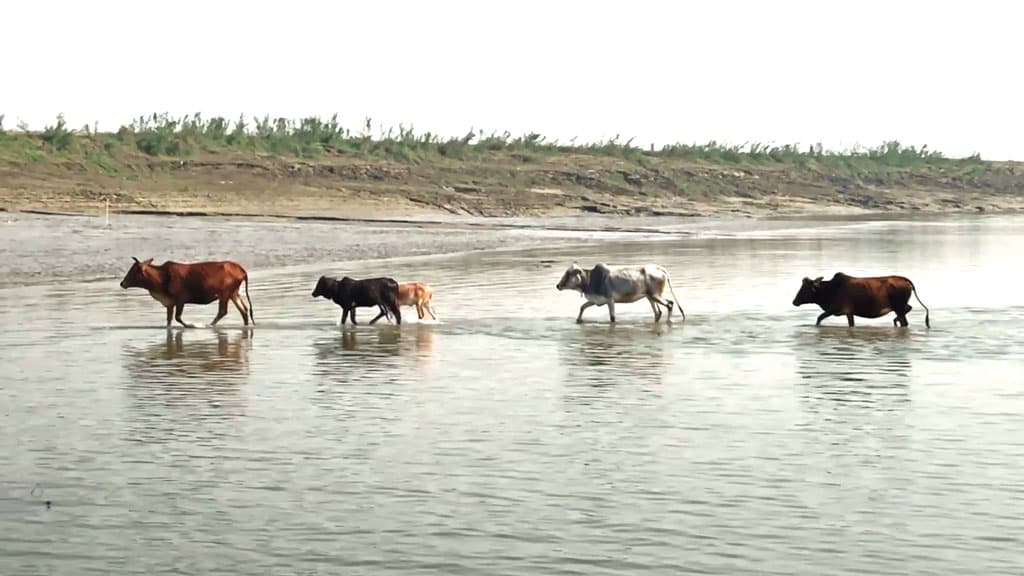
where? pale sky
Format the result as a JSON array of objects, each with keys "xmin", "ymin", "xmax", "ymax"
[{"xmin": 4, "ymin": 0, "xmax": 1022, "ymax": 159}]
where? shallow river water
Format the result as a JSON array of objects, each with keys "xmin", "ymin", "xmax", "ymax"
[{"xmin": 2, "ymin": 213, "xmax": 1023, "ymax": 575}]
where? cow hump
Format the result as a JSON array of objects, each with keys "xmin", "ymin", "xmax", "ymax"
[{"xmin": 587, "ymin": 264, "xmax": 612, "ymax": 296}]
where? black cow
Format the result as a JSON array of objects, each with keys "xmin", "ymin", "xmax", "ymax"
[{"xmin": 312, "ymin": 275, "xmax": 402, "ymax": 325}]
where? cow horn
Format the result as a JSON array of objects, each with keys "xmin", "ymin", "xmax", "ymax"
[
  {"xmin": 814, "ymin": 276, "xmax": 823, "ymax": 283},
  {"xmin": 132, "ymin": 257, "xmax": 139, "ymax": 264}
]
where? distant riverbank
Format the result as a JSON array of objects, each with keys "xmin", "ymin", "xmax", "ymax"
[{"xmin": 3, "ymin": 114, "xmax": 1024, "ymax": 219}]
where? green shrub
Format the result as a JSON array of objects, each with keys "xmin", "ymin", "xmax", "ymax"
[{"xmin": 42, "ymin": 114, "xmax": 75, "ymax": 151}]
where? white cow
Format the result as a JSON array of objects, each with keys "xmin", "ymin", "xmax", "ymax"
[{"xmin": 555, "ymin": 262, "xmax": 684, "ymax": 323}]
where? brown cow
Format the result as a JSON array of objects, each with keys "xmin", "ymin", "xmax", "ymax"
[
  {"xmin": 792, "ymin": 272, "xmax": 930, "ymax": 328},
  {"xmin": 397, "ymin": 282, "xmax": 438, "ymax": 320},
  {"xmin": 119, "ymin": 258, "xmax": 254, "ymax": 328}
]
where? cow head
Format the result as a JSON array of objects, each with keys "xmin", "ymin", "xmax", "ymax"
[
  {"xmin": 556, "ymin": 263, "xmax": 586, "ymax": 292},
  {"xmin": 312, "ymin": 275, "xmax": 333, "ymax": 299},
  {"xmin": 120, "ymin": 257, "xmax": 156, "ymax": 290},
  {"xmin": 792, "ymin": 276, "xmax": 824, "ymax": 306}
]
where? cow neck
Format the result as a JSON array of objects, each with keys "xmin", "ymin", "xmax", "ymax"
[
  {"xmin": 819, "ymin": 279, "xmax": 839, "ymax": 302},
  {"xmin": 153, "ymin": 264, "xmax": 171, "ymax": 294}
]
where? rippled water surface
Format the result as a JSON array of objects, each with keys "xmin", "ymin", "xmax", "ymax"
[{"xmin": 2, "ymin": 213, "xmax": 1023, "ymax": 575}]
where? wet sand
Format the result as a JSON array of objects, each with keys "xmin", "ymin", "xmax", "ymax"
[{"xmin": 0, "ymin": 211, "xmax": 683, "ymax": 289}]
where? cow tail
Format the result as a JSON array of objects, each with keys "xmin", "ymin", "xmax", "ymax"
[
  {"xmin": 664, "ymin": 268, "xmax": 684, "ymax": 320},
  {"xmin": 910, "ymin": 281, "xmax": 929, "ymax": 328},
  {"xmin": 244, "ymin": 274, "xmax": 255, "ymax": 325},
  {"xmin": 390, "ymin": 292, "xmax": 402, "ymax": 325}
]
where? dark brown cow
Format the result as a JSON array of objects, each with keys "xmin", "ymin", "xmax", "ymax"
[
  {"xmin": 312, "ymin": 275, "xmax": 402, "ymax": 325},
  {"xmin": 119, "ymin": 258, "xmax": 254, "ymax": 328},
  {"xmin": 792, "ymin": 272, "xmax": 930, "ymax": 328}
]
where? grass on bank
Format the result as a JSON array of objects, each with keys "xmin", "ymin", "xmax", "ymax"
[{"xmin": 0, "ymin": 112, "xmax": 991, "ymax": 178}]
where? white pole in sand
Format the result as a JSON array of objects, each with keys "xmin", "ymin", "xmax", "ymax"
[{"xmin": 105, "ymin": 198, "xmax": 110, "ymax": 227}]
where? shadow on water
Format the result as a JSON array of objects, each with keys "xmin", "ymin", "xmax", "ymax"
[
  {"xmin": 120, "ymin": 329, "xmax": 251, "ymax": 443},
  {"xmin": 311, "ymin": 324, "xmax": 436, "ymax": 380},
  {"xmin": 556, "ymin": 322, "xmax": 674, "ymax": 404},
  {"xmin": 792, "ymin": 325, "xmax": 913, "ymax": 411}
]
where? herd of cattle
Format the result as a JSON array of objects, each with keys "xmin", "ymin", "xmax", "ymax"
[{"xmin": 118, "ymin": 257, "xmax": 931, "ymax": 328}]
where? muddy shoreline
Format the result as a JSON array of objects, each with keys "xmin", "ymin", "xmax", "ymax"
[
  {"xmin": 3, "ymin": 207, "xmax": 1015, "ymax": 292},
  {"xmin": 0, "ymin": 210, "xmax": 689, "ymax": 290},
  {"xmin": 4, "ymin": 148, "xmax": 1024, "ymax": 221}
]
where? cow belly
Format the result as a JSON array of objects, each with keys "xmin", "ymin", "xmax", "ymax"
[
  {"xmin": 613, "ymin": 292, "xmax": 647, "ymax": 304},
  {"xmin": 190, "ymin": 295, "xmax": 220, "ymax": 305},
  {"xmin": 586, "ymin": 292, "xmax": 645, "ymax": 305},
  {"xmin": 846, "ymin": 305, "xmax": 892, "ymax": 318}
]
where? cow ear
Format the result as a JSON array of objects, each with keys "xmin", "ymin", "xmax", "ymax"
[{"xmin": 142, "ymin": 258, "xmax": 154, "ymax": 266}]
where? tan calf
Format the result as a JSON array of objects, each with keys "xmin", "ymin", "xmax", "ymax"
[{"xmin": 397, "ymin": 282, "xmax": 438, "ymax": 320}]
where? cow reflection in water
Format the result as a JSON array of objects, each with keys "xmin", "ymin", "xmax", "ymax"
[
  {"xmin": 313, "ymin": 325, "xmax": 435, "ymax": 375},
  {"xmin": 794, "ymin": 326, "xmax": 911, "ymax": 410},
  {"xmin": 121, "ymin": 330, "xmax": 251, "ymax": 443},
  {"xmin": 151, "ymin": 329, "xmax": 252, "ymax": 374},
  {"xmin": 559, "ymin": 323, "xmax": 672, "ymax": 393}
]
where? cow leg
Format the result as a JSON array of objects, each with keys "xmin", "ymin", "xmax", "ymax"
[
  {"xmin": 165, "ymin": 306, "xmax": 173, "ymax": 327},
  {"xmin": 648, "ymin": 298, "xmax": 662, "ymax": 322},
  {"xmin": 576, "ymin": 301, "xmax": 596, "ymax": 323},
  {"xmin": 369, "ymin": 307, "xmax": 388, "ymax": 324},
  {"xmin": 650, "ymin": 295, "xmax": 674, "ymax": 322},
  {"xmin": 427, "ymin": 303, "xmax": 438, "ymax": 321},
  {"xmin": 607, "ymin": 300, "xmax": 617, "ymax": 323},
  {"xmin": 416, "ymin": 303, "xmax": 425, "ymax": 320},
  {"xmin": 211, "ymin": 298, "xmax": 229, "ymax": 326},
  {"xmin": 815, "ymin": 311, "xmax": 831, "ymax": 326},
  {"xmin": 350, "ymin": 308, "xmax": 359, "ymax": 325},
  {"xmin": 895, "ymin": 303, "xmax": 911, "ymax": 327},
  {"xmin": 230, "ymin": 294, "xmax": 250, "ymax": 326},
  {"xmin": 847, "ymin": 314, "xmax": 855, "ymax": 327},
  {"xmin": 340, "ymin": 308, "xmax": 349, "ymax": 325},
  {"xmin": 174, "ymin": 304, "xmax": 195, "ymax": 328}
]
